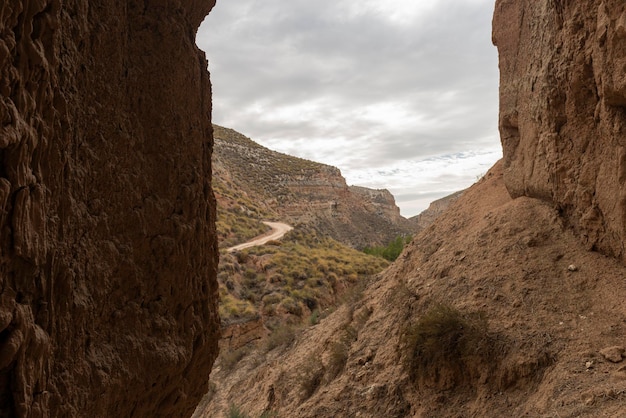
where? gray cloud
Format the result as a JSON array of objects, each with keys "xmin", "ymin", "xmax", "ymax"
[{"xmin": 197, "ymin": 0, "xmax": 501, "ymax": 216}]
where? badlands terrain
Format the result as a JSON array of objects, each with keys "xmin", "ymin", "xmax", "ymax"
[{"xmin": 2, "ymin": 0, "xmax": 626, "ymax": 417}]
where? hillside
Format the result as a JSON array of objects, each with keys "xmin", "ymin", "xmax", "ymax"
[
  {"xmin": 212, "ymin": 125, "xmax": 407, "ymax": 345},
  {"xmin": 212, "ymin": 125, "xmax": 416, "ymax": 249},
  {"xmin": 410, "ymin": 190, "xmax": 465, "ymax": 233},
  {"xmin": 195, "ymin": 1, "xmax": 626, "ymax": 417},
  {"xmin": 196, "ymin": 162, "xmax": 626, "ymax": 417}
]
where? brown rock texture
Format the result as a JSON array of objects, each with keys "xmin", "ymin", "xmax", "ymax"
[
  {"xmin": 220, "ymin": 318, "xmax": 268, "ymax": 352},
  {"xmin": 493, "ymin": 0, "xmax": 626, "ymax": 261},
  {"xmin": 1, "ymin": 1, "xmax": 219, "ymax": 417}
]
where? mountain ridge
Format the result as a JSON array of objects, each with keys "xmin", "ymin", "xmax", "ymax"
[{"xmin": 212, "ymin": 124, "xmax": 416, "ymax": 249}]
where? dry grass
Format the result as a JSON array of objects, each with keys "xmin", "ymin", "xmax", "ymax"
[{"xmin": 217, "ymin": 227, "xmax": 388, "ymax": 326}]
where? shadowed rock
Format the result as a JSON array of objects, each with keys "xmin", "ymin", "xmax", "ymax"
[{"xmin": 0, "ymin": 1, "xmax": 219, "ymax": 416}]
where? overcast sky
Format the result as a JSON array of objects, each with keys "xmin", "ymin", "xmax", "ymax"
[{"xmin": 196, "ymin": 0, "xmax": 501, "ymax": 217}]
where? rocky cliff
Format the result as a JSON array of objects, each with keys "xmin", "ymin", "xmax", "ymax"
[
  {"xmin": 213, "ymin": 125, "xmax": 414, "ymax": 248},
  {"xmin": 410, "ymin": 190, "xmax": 464, "ymax": 232},
  {"xmin": 196, "ymin": 2, "xmax": 626, "ymax": 417},
  {"xmin": 0, "ymin": 1, "xmax": 219, "ymax": 417},
  {"xmin": 493, "ymin": 0, "xmax": 626, "ymax": 261}
]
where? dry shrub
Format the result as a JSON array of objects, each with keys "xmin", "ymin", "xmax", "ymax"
[
  {"xmin": 326, "ymin": 340, "xmax": 349, "ymax": 380},
  {"xmin": 298, "ymin": 357, "xmax": 325, "ymax": 400},
  {"xmin": 403, "ymin": 303, "xmax": 497, "ymax": 389},
  {"xmin": 220, "ymin": 345, "xmax": 251, "ymax": 371},
  {"xmin": 264, "ymin": 324, "xmax": 296, "ymax": 352}
]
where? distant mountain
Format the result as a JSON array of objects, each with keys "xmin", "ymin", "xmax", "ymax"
[
  {"xmin": 410, "ymin": 190, "xmax": 465, "ymax": 232},
  {"xmin": 212, "ymin": 125, "xmax": 415, "ymax": 249}
]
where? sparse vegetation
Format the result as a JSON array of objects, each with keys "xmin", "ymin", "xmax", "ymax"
[
  {"xmin": 226, "ymin": 404, "xmax": 277, "ymax": 418},
  {"xmin": 220, "ymin": 345, "xmax": 252, "ymax": 371},
  {"xmin": 363, "ymin": 234, "xmax": 412, "ymax": 261},
  {"xmin": 213, "ymin": 178, "xmax": 271, "ymax": 249},
  {"xmin": 264, "ymin": 324, "xmax": 297, "ymax": 352},
  {"xmin": 217, "ymin": 226, "xmax": 388, "ymax": 326},
  {"xmin": 227, "ymin": 404, "xmax": 248, "ymax": 418},
  {"xmin": 326, "ymin": 340, "xmax": 349, "ymax": 380}
]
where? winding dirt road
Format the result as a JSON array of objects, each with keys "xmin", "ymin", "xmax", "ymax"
[{"xmin": 226, "ymin": 221, "xmax": 294, "ymax": 253}]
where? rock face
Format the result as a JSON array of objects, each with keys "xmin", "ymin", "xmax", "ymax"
[
  {"xmin": 493, "ymin": 0, "xmax": 626, "ymax": 261},
  {"xmin": 1, "ymin": 1, "xmax": 219, "ymax": 417}
]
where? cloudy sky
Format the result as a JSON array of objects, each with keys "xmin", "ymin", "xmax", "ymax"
[{"xmin": 196, "ymin": 0, "xmax": 501, "ymax": 217}]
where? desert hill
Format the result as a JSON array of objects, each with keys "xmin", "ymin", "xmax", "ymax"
[
  {"xmin": 410, "ymin": 190, "xmax": 465, "ymax": 233},
  {"xmin": 212, "ymin": 125, "xmax": 415, "ymax": 346},
  {"xmin": 194, "ymin": 1, "xmax": 626, "ymax": 417},
  {"xmin": 196, "ymin": 161, "xmax": 626, "ymax": 417},
  {"xmin": 212, "ymin": 125, "xmax": 416, "ymax": 249}
]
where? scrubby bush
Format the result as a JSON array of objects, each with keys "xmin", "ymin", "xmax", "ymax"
[
  {"xmin": 298, "ymin": 357, "xmax": 324, "ymax": 400},
  {"xmin": 220, "ymin": 346, "xmax": 251, "ymax": 371},
  {"xmin": 326, "ymin": 340, "xmax": 349, "ymax": 380},
  {"xmin": 227, "ymin": 404, "xmax": 248, "ymax": 418},
  {"xmin": 264, "ymin": 324, "xmax": 297, "ymax": 352},
  {"xmin": 216, "ymin": 226, "xmax": 389, "ymax": 325},
  {"xmin": 403, "ymin": 303, "xmax": 495, "ymax": 388}
]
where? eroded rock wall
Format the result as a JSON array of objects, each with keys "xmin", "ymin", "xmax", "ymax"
[
  {"xmin": 0, "ymin": 0, "xmax": 219, "ymax": 416},
  {"xmin": 493, "ymin": 0, "xmax": 626, "ymax": 260}
]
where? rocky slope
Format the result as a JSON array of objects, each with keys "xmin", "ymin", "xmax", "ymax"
[
  {"xmin": 195, "ymin": 1, "xmax": 626, "ymax": 416},
  {"xmin": 197, "ymin": 162, "xmax": 626, "ymax": 418},
  {"xmin": 213, "ymin": 125, "xmax": 415, "ymax": 249},
  {"xmin": 493, "ymin": 0, "xmax": 626, "ymax": 262},
  {"xmin": 1, "ymin": 1, "xmax": 219, "ymax": 417}
]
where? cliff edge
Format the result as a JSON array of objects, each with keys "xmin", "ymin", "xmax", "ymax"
[
  {"xmin": 494, "ymin": 0, "xmax": 626, "ymax": 262},
  {"xmin": 0, "ymin": 1, "xmax": 219, "ymax": 417}
]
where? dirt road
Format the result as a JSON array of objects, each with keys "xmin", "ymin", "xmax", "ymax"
[{"xmin": 226, "ymin": 221, "xmax": 294, "ymax": 253}]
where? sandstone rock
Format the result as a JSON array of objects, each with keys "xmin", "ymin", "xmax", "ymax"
[
  {"xmin": 1, "ymin": 1, "xmax": 219, "ymax": 416},
  {"xmin": 493, "ymin": 0, "xmax": 626, "ymax": 263},
  {"xmin": 221, "ymin": 317, "xmax": 268, "ymax": 351},
  {"xmin": 599, "ymin": 346, "xmax": 625, "ymax": 363}
]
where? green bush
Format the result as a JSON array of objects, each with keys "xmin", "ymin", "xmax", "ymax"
[
  {"xmin": 227, "ymin": 404, "xmax": 249, "ymax": 418},
  {"xmin": 363, "ymin": 235, "xmax": 412, "ymax": 261}
]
